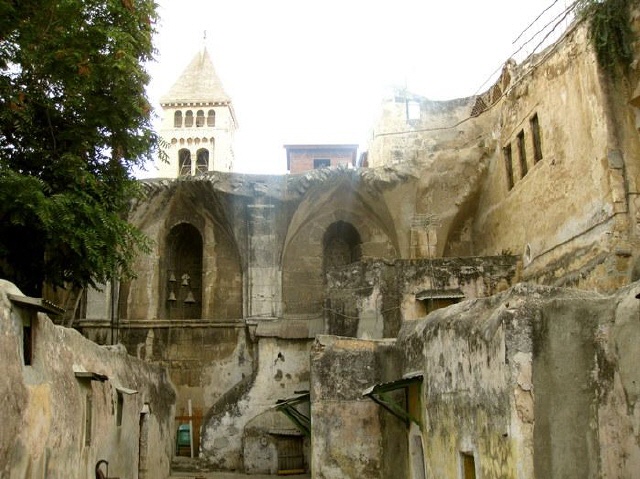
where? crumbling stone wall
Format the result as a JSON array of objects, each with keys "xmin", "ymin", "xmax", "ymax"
[
  {"xmin": 0, "ymin": 280, "xmax": 176, "ymax": 479},
  {"xmin": 325, "ymin": 256, "xmax": 519, "ymax": 338}
]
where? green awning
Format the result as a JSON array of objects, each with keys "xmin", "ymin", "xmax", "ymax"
[
  {"xmin": 275, "ymin": 391, "xmax": 310, "ymax": 437},
  {"xmin": 363, "ymin": 372, "xmax": 423, "ymax": 426}
]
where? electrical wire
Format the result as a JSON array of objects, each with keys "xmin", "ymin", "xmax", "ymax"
[{"xmin": 373, "ymin": 1, "xmax": 585, "ymax": 139}]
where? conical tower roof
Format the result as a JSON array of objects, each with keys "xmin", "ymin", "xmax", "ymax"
[{"xmin": 160, "ymin": 47, "xmax": 230, "ymax": 105}]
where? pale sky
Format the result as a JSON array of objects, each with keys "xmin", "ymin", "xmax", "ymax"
[{"xmin": 144, "ymin": 0, "xmax": 573, "ymax": 175}]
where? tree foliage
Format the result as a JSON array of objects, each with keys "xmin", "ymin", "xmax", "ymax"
[
  {"xmin": 0, "ymin": 0, "xmax": 158, "ymax": 296},
  {"xmin": 576, "ymin": 0, "xmax": 634, "ymax": 77}
]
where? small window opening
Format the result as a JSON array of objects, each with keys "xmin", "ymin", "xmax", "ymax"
[
  {"xmin": 174, "ymin": 111, "xmax": 183, "ymax": 128},
  {"xmin": 196, "ymin": 148, "xmax": 209, "ymax": 175},
  {"xmin": 419, "ymin": 297, "xmax": 461, "ymax": 315},
  {"xmin": 530, "ymin": 113, "xmax": 543, "ymax": 163},
  {"xmin": 85, "ymin": 393, "xmax": 93, "ymax": 446},
  {"xmin": 503, "ymin": 144, "xmax": 514, "ymax": 190},
  {"xmin": 461, "ymin": 452, "xmax": 476, "ymax": 479},
  {"xmin": 517, "ymin": 130, "xmax": 527, "ymax": 178},
  {"xmin": 178, "ymin": 149, "xmax": 191, "ymax": 177},
  {"xmin": 196, "ymin": 110, "xmax": 205, "ymax": 127},
  {"xmin": 407, "ymin": 100, "xmax": 421, "ymax": 121},
  {"xmin": 22, "ymin": 315, "xmax": 32, "ymax": 366},
  {"xmin": 314, "ymin": 159, "xmax": 330, "ymax": 169},
  {"xmin": 184, "ymin": 110, "xmax": 194, "ymax": 127},
  {"xmin": 207, "ymin": 110, "xmax": 215, "ymax": 127},
  {"xmin": 116, "ymin": 391, "xmax": 124, "ymax": 427}
]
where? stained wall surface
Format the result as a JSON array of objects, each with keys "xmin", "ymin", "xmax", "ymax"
[
  {"xmin": 0, "ymin": 280, "xmax": 176, "ymax": 479},
  {"xmin": 313, "ymin": 282, "xmax": 640, "ymax": 479}
]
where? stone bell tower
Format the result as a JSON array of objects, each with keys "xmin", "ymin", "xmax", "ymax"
[{"xmin": 156, "ymin": 47, "xmax": 237, "ymax": 177}]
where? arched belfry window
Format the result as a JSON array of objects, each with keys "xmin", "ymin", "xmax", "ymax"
[
  {"xmin": 178, "ymin": 148, "xmax": 191, "ymax": 177},
  {"xmin": 323, "ymin": 221, "xmax": 362, "ymax": 272},
  {"xmin": 184, "ymin": 110, "xmax": 194, "ymax": 127},
  {"xmin": 207, "ymin": 110, "xmax": 215, "ymax": 127},
  {"xmin": 163, "ymin": 223, "xmax": 203, "ymax": 319},
  {"xmin": 174, "ymin": 111, "xmax": 183, "ymax": 128},
  {"xmin": 196, "ymin": 110, "xmax": 205, "ymax": 127},
  {"xmin": 196, "ymin": 149, "xmax": 209, "ymax": 175}
]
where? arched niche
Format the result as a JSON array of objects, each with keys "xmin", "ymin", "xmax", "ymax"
[
  {"xmin": 323, "ymin": 220, "xmax": 362, "ymax": 273},
  {"xmin": 161, "ymin": 222, "xmax": 203, "ymax": 319}
]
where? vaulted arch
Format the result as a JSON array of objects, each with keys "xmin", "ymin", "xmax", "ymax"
[{"xmin": 281, "ymin": 176, "xmax": 398, "ymax": 316}]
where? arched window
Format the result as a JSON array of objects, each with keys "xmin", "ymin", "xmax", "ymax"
[
  {"xmin": 174, "ymin": 111, "xmax": 183, "ymax": 128},
  {"xmin": 184, "ymin": 110, "xmax": 194, "ymax": 127},
  {"xmin": 207, "ymin": 110, "xmax": 215, "ymax": 127},
  {"xmin": 196, "ymin": 110, "xmax": 205, "ymax": 127},
  {"xmin": 323, "ymin": 221, "xmax": 362, "ymax": 271},
  {"xmin": 196, "ymin": 149, "xmax": 209, "ymax": 175},
  {"xmin": 178, "ymin": 148, "xmax": 191, "ymax": 177}
]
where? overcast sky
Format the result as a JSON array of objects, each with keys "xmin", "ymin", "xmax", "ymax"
[{"xmin": 144, "ymin": 0, "xmax": 573, "ymax": 175}]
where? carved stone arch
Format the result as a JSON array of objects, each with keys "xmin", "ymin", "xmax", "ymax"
[
  {"xmin": 196, "ymin": 109, "xmax": 205, "ymax": 127},
  {"xmin": 167, "ymin": 182, "xmax": 243, "ymax": 320}
]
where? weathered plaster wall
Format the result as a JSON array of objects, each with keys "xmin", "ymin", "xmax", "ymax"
[
  {"xmin": 393, "ymin": 282, "xmax": 640, "ymax": 478},
  {"xmin": 310, "ymin": 335, "xmax": 401, "ymax": 479},
  {"xmin": 0, "ymin": 280, "xmax": 176, "ymax": 479},
  {"xmin": 243, "ymin": 408, "xmax": 309, "ymax": 474},
  {"xmin": 365, "ymin": 12, "xmax": 640, "ymax": 291},
  {"xmin": 199, "ymin": 336, "xmax": 312, "ymax": 470},
  {"xmin": 79, "ymin": 321, "xmax": 254, "ymax": 449}
]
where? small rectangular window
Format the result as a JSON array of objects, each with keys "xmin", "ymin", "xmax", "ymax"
[
  {"xmin": 503, "ymin": 144, "xmax": 514, "ymax": 190},
  {"xmin": 85, "ymin": 393, "xmax": 93, "ymax": 446},
  {"xmin": 517, "ymin": 130, "xmax": 527, "ymax": 178},
  {"xmin": 461, "ymin": 452, "xmax": 476, "ymax": 479},
  {"xmin": 530, "ymin": 113, "xmax": 543, "ymax": 163},
  {"xmin": 407, "ymin": 100, "xmax": 421, "ymax": 121},
  {"xmin": 23, "ymin": 320, "xmax": 32, "ymax": 366},
  {"xmin": 314, "ymin": 159, "xmax": 330, "ymax": 169},
  {"xmin": 116, "ymin": 391, "xmax": 124, "ymax": 427}
]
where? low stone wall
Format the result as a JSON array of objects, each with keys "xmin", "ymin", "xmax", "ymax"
[{"xmin": 0, "ymin": 280, "xmax": 176, "ymax": 479}]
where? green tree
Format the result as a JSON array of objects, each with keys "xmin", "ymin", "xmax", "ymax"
[{"xmin": 0, "ymin": 0, "xmax": 158, "ymax": 306}]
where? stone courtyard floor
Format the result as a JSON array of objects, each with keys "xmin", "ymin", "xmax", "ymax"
[{"xmin": 169, "ymin": 473, "xmax": 309, "ymax": 479}]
